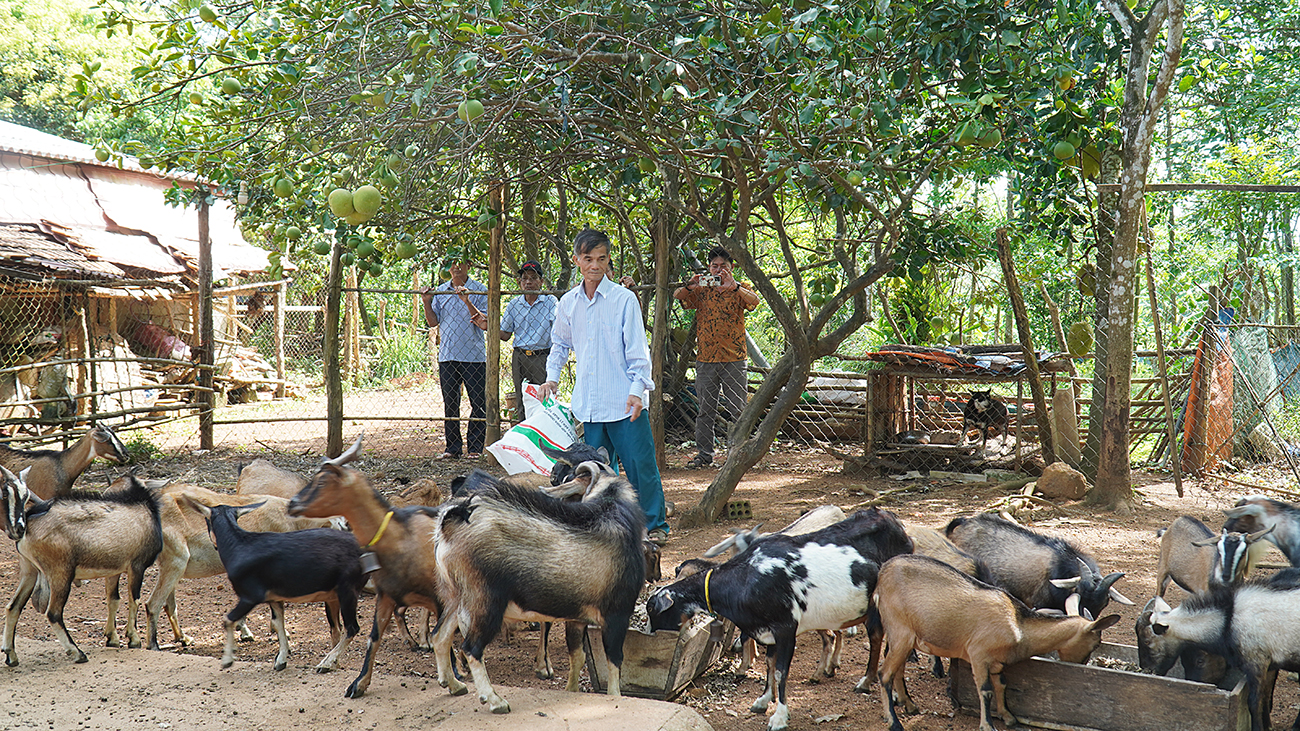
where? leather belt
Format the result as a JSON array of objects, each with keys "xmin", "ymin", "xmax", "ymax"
[{"xmin": 516, "ymin": 348, "xmax": 550, "ymax": 357}]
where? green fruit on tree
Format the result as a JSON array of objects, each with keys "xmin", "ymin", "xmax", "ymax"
[
  {"xmin": 477, "ymin": 212, "xmax": 496, "ymax": 232},
  {"xmin": 198, "ymin": 4, "xmax": 218, "ymax": 22},
  {"xmin": 352, "ymin": 185, "xmax": 382, "ymax": 217},
  {"xmin": 188, "ymin": 92, "xmax": 203, "ymax": 105},
  {"xmin": 863, "ymin": 26, "xmax": 886, "ymax": 48},
  {"xmin": 273, "ymin": 178, "xmax": 294, "ymax": 198},
  {"xmin": 285, "ymin": 226, "xmax": 302, "ymax": 241},
  {"xmin": 385, "ymin": 152, "xmax": 406, "ymax": 173},
  {"xmin": 221, "ymin": 77, "xmax": 242, "ymax": 95},
  {"xmin": 438, "ymin": 266, "xmax": 452, "ymax": 282},
  {"xmin": 1076, "ymin": 264, "xmax": 1097, "ymax": 298},
  {"xmin": 379, "ymin": 171, "xmax": 399, "ymax": 189},
  {"xmin": 954, "ymin": 122, "xmax": 979, "ymax": 147},
  {"xmin": 328, "ymin": 188, "xmax": 355, "ymax": 217},
  {"xmin": 313, "ymin": 241, "xmax": 330, "ymax": 255},
  {"xmin": 1053, "ymin": 140, "xmax": 1077, "ymax": 160},
  {"xmin": 457, "ymin": 99, "xmax": 485, "ymax": 122},
  {"xmin": 355, "ymin": 239, "xmax": 375, "ymax": 258},
  {"xmin": 344, "ymin": 210, "xmax": 370, "ymax": 226},
  {"xmin": 404, "ymin": 144, "xmax": 420, "ymax": 158},
  {"xmin": 846, "ymin": 170, "xmax": 865, "ymax": 186},
  {"xmin": 929, "ymin": 316, "xmax": 945, "ymax": 333},
  {"xmin": 94, "ymin": 148, "xmax": 110, "ymax": 163},
  {"xmin": 368, "ymin": 262, "xmax": 383, "ymax": 277},
  {"xmin": 396, "ymin": 241, "xmax": 417, "ymax": 259},
  {"xmin": 340, "ymin": 251, "xmax": 355, "ymax": 267},
  {"xmin": 637, "ymin": 157, "xmax": 657, "ymax": 173},
  {"xmin": 1067, "ymin": 321, "xmax": 1093, "ymax": 357},
  {"xmin": 976, "ymin": 127, "xmax": 1002, "ymax": 149}
]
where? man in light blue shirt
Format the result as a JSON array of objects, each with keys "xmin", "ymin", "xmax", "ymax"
[
  {"xmin": 539, "ymin": 229, "xmax": 668, "ymax": 543},
  {"xmin": 421, "ymin": 256, "xmax": 488, "ymax": 459},
  {"xmin": 498, "ymin": 260, "xmax": 557, "ymax": 422}
]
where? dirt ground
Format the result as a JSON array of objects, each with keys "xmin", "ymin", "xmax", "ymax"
[{"xmin": 2, "ymin": 441, "xmax": 1297, "ymax": 731}]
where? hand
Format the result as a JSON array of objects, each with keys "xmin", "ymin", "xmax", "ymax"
[
  {"xmin": 471, "ymin": 312, "xmax": 488, "ymax": 329},
  {"xmin": 626, "ymin": 394, "xmax": 644, "ymax": 421},
  {"xmin": 420, "ymin": 287, "xmax": 435, "ymax": 303},
  {"xmin": 454, "ymin": 285, "xmax": 470, "ymax": 301},
  {"xmin": 620, "ymin": 275, "xmax": 636, "ymax": 288},
  {"xmin": 537, "ymin": 381, "xmax": 559, "ymax": 401},
  {"xmin": 687, "ymin": 274, "xmax": 702, "ymax": 290},
  {"xmin": 719, "ymin": 269, "xmax": 737, "ymax": 291}
]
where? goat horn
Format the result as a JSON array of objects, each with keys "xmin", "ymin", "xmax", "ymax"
[
  {"xmin": 1108, "ymin": 586, "xmax": 1136, "ymax": 606},
  {"xmin": 0, "ymin": 464, "xmax": 18, "ymax": 484},
  {"xmin": 1050, "ymin": 577, "xmax": 1082, "ymax": 590},
  {"xmin": 325, "ymin": 432, "xmax": 364, "ymax": 467},
  {"xmin": 1064, "ymin": 593, "xmax": 1082, "ymax": 617},
  {"xmin": 1077, "ymin": 558, "xmax": 1097, "ymax": 584},
  {"xmin": 1248, "ymin": 525, "xmax": 1276, "ymax": 542}
]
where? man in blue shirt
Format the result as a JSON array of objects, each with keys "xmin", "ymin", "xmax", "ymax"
[
  {"xmin": 539, "ymin": 229, "xmax": 669, "ymax": 544},
  {"xmin": 498, "ymin": 260, "xmax": 558, "ymax": 423},
  {"xmin": 421, "ymin": 256, "xmax": 488, "ymax": 460}
]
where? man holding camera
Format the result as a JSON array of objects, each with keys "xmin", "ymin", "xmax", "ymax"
[{"xmin": 674, "ymin": 246, "xmax": 760, "ymax": 469}]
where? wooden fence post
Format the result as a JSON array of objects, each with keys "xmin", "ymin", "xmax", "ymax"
[
  {"xmin": 995, "ymin": 228, "xmax": 1055, "ymax": 464},
  {"xmin": 325, "ymin": 233, "xmax": 344, "ymax": 458},
  {"xmin": 198, "ymin": 189, "xmax": 214, "ymax": 451}
]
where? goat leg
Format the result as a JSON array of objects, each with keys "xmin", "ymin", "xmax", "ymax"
[
  {"xmin": 41, "ymin": 568, "xmax": 87, "ymax": 663},
  {"xmin": 460, "ymin": 601, "xmax": 511, "ymax": 714},
  {"xmin": 269, "ymin": 601, "xmax": 291, "ymax": 671},
  {"xmin": 534, "ymin": 621, "xmax": 554, "ymax": 680},
  {"xmin": 104, "ymin": 575, "xmax": 122, "ymax": 647},
  {"xmin": 221, "ymin": 598, "xmax": 259, "ymax": 669},
  {"xmin": 3, "ymin": 560, "xmax": 40, "ymax": 666},
  {"xmin": 429, "ymin": 604, "xmax": 468, "ymax": 696},
  {"xmin": 124, "ymin": 565, "xmax": 147, "ymax": 649},
  {"xmin": 564, "ymin": 620, "xmax": 586, "ymax": 692},
  {"xmin": 751, "ymin": 645, "xmax": 776, "ymax": 715},
  {"xmin": 989, "ymin": 665, "xmax": 1017, "ymax": 728},
  {"xmin": 348, "ymin": 594, "xmax": 398, "ymax": 697}
]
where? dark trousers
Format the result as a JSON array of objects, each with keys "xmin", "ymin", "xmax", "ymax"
[
  {"xmin": 439, "ymin": 360, "xmax": 486, "ymax": 455},
  {"xmin": 510, "ymin": 348, "xmax": 550, "ymax": 422},
  {"xmin": 583, "ymin": 416, "xmax": 669, "ymax": 534}
]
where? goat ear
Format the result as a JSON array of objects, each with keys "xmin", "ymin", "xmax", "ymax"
[
  {"xmin": 1224, "ymin": 503, "xmax": 1265, "ymax": 519},
  {"xmin": 179, "ymin": 494, "xmax": 212, "ymax": 518},
  {"xmin": 597, "ymin": 447, "xmax": 609, "ymax": 464},
  {"xmin": 1152, "ymin": 596, "xmax": 1172, "ymax": 613},
  {"xmin": 703, "ymin": 535, "xmax": 738, "ymax": 558},
  {"xmin": 1051, "ymin": 576, "xmax": 1082, "ymax": 590},
  {"xmin": 647, "ymin": 590, "xmax": 674, "ymax": 617},
  {"xmin": 1191, "ymin": 534, "xmax": 1221, "ymax": 547},
  {"xmin": 1091, "ymin": 614, "xmax": 1122, "ymax": 632}
]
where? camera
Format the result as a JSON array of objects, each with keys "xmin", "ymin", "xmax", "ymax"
[{"xmin": 699, "ymin": 274, "xmax": 721, "ymax": 288}]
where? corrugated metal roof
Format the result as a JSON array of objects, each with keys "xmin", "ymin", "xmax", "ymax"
[{"xmin": 0, "ymin": 120, "xmax": 272, "ymax": 281}]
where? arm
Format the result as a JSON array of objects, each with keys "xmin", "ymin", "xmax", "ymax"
[
  {"xmin": 673, "ymin": 274, "xmax": 703, "ymax": 303},
  {"xmin": 621, "ymin": 290, "xmax": 654, "ymax": 420},
  {"xmin": 421, "ymin": 288, "xmax": 439, "ymax": 328},
  {"xmin": 719, "ymin": 270, "xmax": 760, "ymax": 310},
  {"xmin": 458, "ymin": 287, "xmax": 488, "ymax": 331}
]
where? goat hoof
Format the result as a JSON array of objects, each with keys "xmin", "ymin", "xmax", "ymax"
[
  {"xmin": 853, "ymin": 676, "xmax": 873, "ymax": 693},
  {"xmin": 315, "ymin": 665, "xmax": 337, "ymax": 674},
  {"xmin": 448, "ymin": 684, "xmax": 469, "ymax": 697},
  {"xmin": 345, "ymin": 683, "xmax": 365, "ymax": 699},
  {"xmin": 274, "ymin": 662, "xmax": 288, "ymax": 671},
  {"xmin": 489, "ymin": 701, "xmax": 511, "ymax": 714},
  {"xmin": 128, "ymin": 639, "xmax": 142, "ymax": 649},
  {"xmin": 221, "ymin": 659, "xmax": 234, "ymax": 669},
  {"xmin": 74, "ymin": 652, "xmax": 88, "ymax": 664},
  {"xmin": 105, "ymin": 637, "xmax": 119, "ymax": 648},
  {"xmin": 806, "ymin": 675, "xmax": 822, "ymax": 685},
  {"xmin": 535, "ymin": 669, "xmax": 554, "ymax": 680},
  {"xmin": 4, "ymin": 656, "xmax": 17, "ymax": 667}
]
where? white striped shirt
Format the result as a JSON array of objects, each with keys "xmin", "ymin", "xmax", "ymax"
[{"xmin": 547, "ymin": 276, "xmax": 654, "ymax": 423}]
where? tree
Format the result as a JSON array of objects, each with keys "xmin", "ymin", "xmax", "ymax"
[{"xmin": 1089, "ymin": 0, "xmax": 1186, "ymax": 510}]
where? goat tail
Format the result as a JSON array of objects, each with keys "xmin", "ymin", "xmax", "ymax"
[
  {"xmin": 441, "ymin": 499, "xmax": 475, "ymax": 528},
  {"xmin": 943, "ymin": 516, "xmax": 968, "ymax": 538}
]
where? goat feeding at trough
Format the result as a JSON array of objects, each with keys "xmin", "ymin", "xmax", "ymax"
[
  {"xmin": 2, "ymin": 467, "xmax": 161, "ymax": 665},
  {"xmin": 187, "ymin": 497, "xmax": 364, "ymax": 672},
  {"xmin": 430, "ymin": 460, "xmax": 645, "ymax": 714},
  {"xmin": 946, "ymin": 512, "xmax": 1134, "ymax": 617},
  {"xmin": 876, "ymin": 554, "xmax": 1120, "ymax": 731},
  {"xmin": 649, "ymin": 507, "xmax": 913, "ymax": 731}
]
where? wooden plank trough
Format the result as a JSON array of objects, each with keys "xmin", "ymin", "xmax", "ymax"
[
  {"xmin": 951, "ymin": 643, "xmax": 1249, "ymax": 731},
  {"xmin": 583, "ymin": 615, "xmax": 734, "ymax": 700}
]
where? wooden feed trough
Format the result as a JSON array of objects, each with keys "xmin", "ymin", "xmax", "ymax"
[
  {"xmin": 951, "ymin": 642, "xmax": 1248, "ymax": 731},
  {"xmin": 583, "ymin": 615, "xmax": 733, "ymax": 700}
]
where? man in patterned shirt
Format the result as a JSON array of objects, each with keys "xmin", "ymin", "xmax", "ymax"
[
  {"xmin": 674, "ymin": 245, "xmax": 760, "ymax": 469},
  {"xmin": 497, "ymin": 260, "xmax": 557, "ymax": 422},
  {"xmin": 538, "ymin": 228, "xmax": 669, "ymax": 544},
  {"xmin": 421, "ymin": 255, "xmax": 488, "ymax": 460}
]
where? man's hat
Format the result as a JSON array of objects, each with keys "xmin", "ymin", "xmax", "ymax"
[{"xmin": 518, "ymin": 260, "xmax": 544, "ymax": 276}]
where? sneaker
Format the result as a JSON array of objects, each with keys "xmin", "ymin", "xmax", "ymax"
[
  {"xmin": 435, "ymin": 452, "xmax": 460, "ymax": 461},
  {"xmin": 685, "ymin": 454, "xmax": 712, "ymax": 469},
  {"xmin": 647, "ymin": 528, "xmax": 669, "ymax": 546}
]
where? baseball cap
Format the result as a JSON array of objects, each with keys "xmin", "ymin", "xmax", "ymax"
[{"xmin": 518, "ymin": 260, "xmax": 543, "ymax": 276}]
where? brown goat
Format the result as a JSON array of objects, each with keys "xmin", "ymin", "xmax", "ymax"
[
  {"xmin": 287, "ymin": 435, "xmax": 451, "ymax": 698},
  {"xmin": 235, "ymin": 458, "xmax": 307, "ymax": 500},
  {"xmin": 0, "ymin": 424, "xmax": 128, "ymax": 500},
  {"xmin": 875, "ymin": 555, "xmax": 1120, "ymax": 731}
]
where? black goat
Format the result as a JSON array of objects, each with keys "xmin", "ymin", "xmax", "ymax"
[
  {"xmin": 187, "ymin": 498, "xmax": 364, "ymax": 672},
  {"xmin": 946, "ymin": 513, "xmax": 1134, "ymax": 617},
  {"xmin": 647, "ymin": 508, "xmax": 913, "ymax": 731},
  {"xmin": 961, "ymin": 390, "xmax": 1008, "ymax": 447}
]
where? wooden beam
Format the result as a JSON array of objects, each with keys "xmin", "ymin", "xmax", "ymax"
[
  {"xmin": 324, "ymin": 233, "xmax": 344, "ymax": 458},
  {"xmin": 1097, "ymin": 183, "xmax": 1300, "ymax": 193},
  {"xmin": 996, "ymin": 228, "xmax": 1055, "ymax": 464},
  {"xmin": 485, "ymin": 183, "xmax": 504, "ymax": 446}
]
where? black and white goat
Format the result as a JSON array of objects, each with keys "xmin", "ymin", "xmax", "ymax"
[
  {"xmin": 946, "ymin": 513, "xmax": 1134, "ymax": 617},
  {"xmin": 1224, "ymin": 495, "xmax": 1300, "ymax": 566},
  {"xmin": 648, "ymin": 508, "xmax": 913, "ymax": 731},
  {"xmin": 1155, "ymin": 515, "xmax": 1272, "ymax": 597},
  {"xmin": 430, "ymin": 461, "xmax": 645, "ymax": 714},
  {"xmin": 2, "ymin": 466, "xmax": 161, "ymax": 665},
  {"xmin": 1147, "ymin": 576, "xmax": 1300, "ymax": 731},
  {"xmin": 188, "ymin": 498, "xmax": 364, "ymax": 672}
]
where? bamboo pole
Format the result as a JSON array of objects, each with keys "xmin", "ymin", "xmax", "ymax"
[
  {"xmin": 995, "ymin": 228, "xmax": 1055, "ymax": 464},
  {"xmin": 1145, "ymin": 253, "xmax": 1182, "ymax": 496},
  {"xmin": 274, "ymin": 281, "xmax": 286, "ymax": 398}
]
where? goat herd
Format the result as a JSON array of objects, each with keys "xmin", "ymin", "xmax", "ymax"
[{"xmin": 1, "ymin": 425, "xmax": 1299, "ymax": 731}]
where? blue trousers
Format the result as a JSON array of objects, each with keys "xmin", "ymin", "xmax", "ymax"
[{"xmin": 582, "ymin": 416, "xmax": 669, "ymax": 535}]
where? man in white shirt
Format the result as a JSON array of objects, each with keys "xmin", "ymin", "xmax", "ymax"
[{"xmin": 538, "ymin": 229, "xmax": 669, "ymax": 544}]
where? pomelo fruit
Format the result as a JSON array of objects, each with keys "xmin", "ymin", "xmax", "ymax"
[{"xmin": 328, "ymin": 188, "xmax": 355, "ymax": 218}]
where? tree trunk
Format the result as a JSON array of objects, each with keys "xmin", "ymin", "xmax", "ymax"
[
  {"xmin": 1283, "ymin": 205, "xmax": 1295, "ymax": 326},
  {"xmin": 1089, "ymin": 0, "xmax": 1186, "ymax": 511},
  {"xmin": 1082, "ymin": 145, "xmax": 1120, "ymax": 480}
]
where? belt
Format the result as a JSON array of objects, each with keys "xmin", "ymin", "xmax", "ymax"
[{"xmin": 516, "ymin": 348, "xmax": 550, "ymax": 357}]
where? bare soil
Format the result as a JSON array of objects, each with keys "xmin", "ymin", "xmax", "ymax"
[{"xmin": 3, "ymin": 441, "xmax": 1297, "ymax": 731}]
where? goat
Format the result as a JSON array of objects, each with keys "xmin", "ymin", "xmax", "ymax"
[
  {"xmin": 961, "ymin": 390, "xmax": 1008, "ymax": 448},
  {"xmin": 430, "ymin": 461, "xmax": 645, "ymax": 714},
  {"xmin": 2, "ymin": 467, "xmax": 161, "ymax": 665},
  {"xmin": 1147, "ymin": 576, "xmax": 1300, "ymax": 731},
  {"xmin": 876, "ymin": 554, "xmax": 1120, "ymax": 731},
  {"xmin": 691, "ymin": 504, "xmax": 850, "ymax": 680},
  {"xmin": 188, "ymin": 497, "xmax": 364, "ymax": 672},
  {"xmin": 1135, "ymin": 597, "xmax": 1227, "ymax": 685},
  {"xmin": 648, "ymin": 508, "xmax": 913, "ymax": 731},
  {"xmin": 141, "ymin": 483, "xmax": 339, "ymax": 650},
  {"xmin": 235, "ymin": 458, "xmax": 308, "ymax": 500},
  {"xmin": 1224, "ymin": 495, "xmax": 1300, "ymax": 566},
  {"xmin": 1155, "ymin": 515, "xmax": 1272, "ymax": 597},
  {"xmin": 287, "ymin": 434, "xmax": 452, "ymax": 697},
  {"xmin": 946, "ymin": 513, "xmax": 1134, "ymax": 617},
  {"xmin": 540, "ymin": 441, "xmax": 608, "ymax": 486},
  {"xmin": 0, "ymin": 423, "xmax": 128, "ymax": 500}
]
